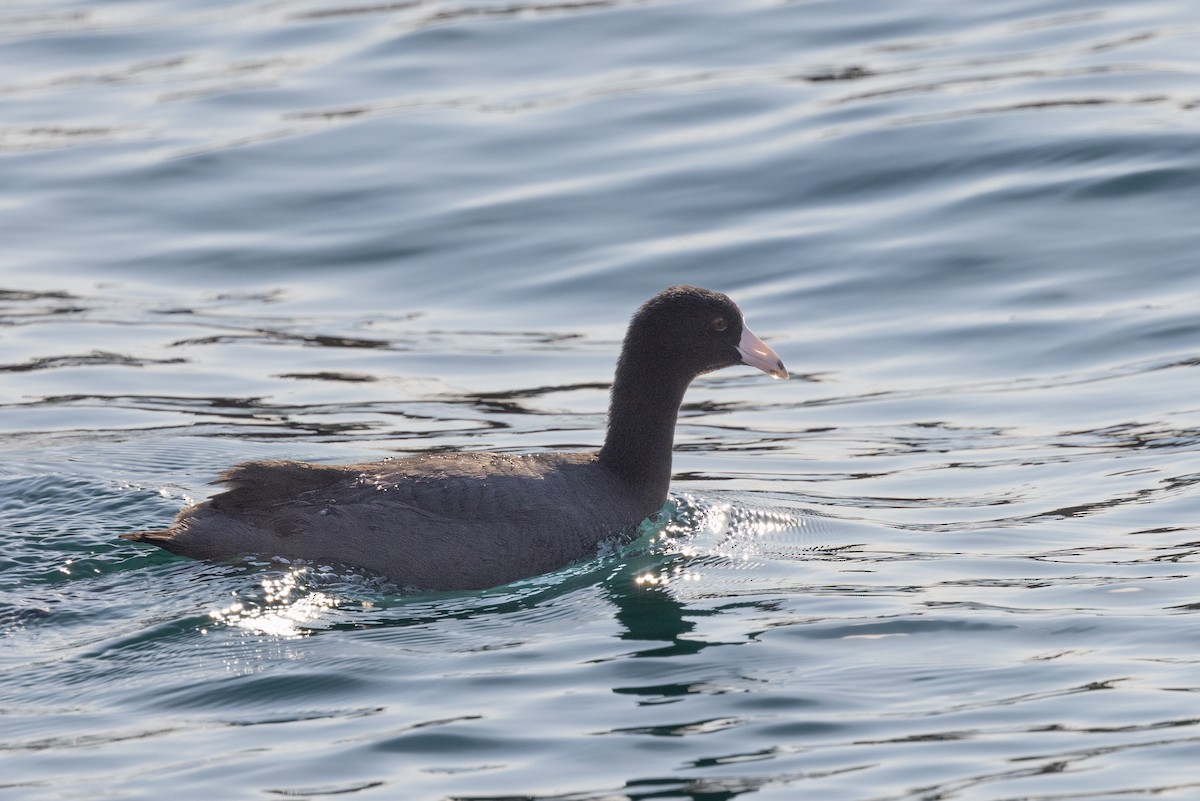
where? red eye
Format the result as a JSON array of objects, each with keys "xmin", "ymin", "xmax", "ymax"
[{"xmin": 711, "ymin": 316, "xmax": 728, "ymax": 332}]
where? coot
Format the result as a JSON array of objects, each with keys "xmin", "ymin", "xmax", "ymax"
[{"xmin": 123, "ymin": 285, "xmax": 787, "ymax": 590}]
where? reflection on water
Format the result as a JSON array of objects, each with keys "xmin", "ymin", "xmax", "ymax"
[{"xmin": 207, "ymin": 568, "xmax": 340, "ymax": 638}]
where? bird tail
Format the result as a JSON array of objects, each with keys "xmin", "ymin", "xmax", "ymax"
[{"xmin": 120, "ymin": 529, "xmax": 180, "ymax": 552}]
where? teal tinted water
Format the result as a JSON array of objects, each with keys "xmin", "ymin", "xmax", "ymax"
[{"xmin": 2, "ymin": 0, "xmax": 1200, "ymax": 799}]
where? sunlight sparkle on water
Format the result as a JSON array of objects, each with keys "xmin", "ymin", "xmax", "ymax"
[
  {"xmin": 637, "ymin": 495, "xmax": 808, "ymax": 586},
  {"xmin": 208, "ymin": 569, "xmax": 337, "ymax": 637}
]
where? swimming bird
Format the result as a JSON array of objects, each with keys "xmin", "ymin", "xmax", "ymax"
[{"xmin": 123, "ymin": 285, "xmax": 787, "ymax": 590}]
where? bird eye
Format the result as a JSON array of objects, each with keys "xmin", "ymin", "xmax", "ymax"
[{"xmin": 711, "ymin": 316, "xmax": 728, "ymax": 332}]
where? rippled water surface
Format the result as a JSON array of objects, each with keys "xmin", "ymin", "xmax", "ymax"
[{"xmin": 3, "ymin": 0, "xmax": 1200, "ymax": 799}]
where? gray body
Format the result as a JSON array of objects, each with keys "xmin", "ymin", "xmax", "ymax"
[{"xmin": 137, "ymin": 452, "xmax": 660, "ymax": 591}]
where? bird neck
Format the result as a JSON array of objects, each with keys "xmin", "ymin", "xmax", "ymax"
[{"xmin": 598, "ymin": 352, "xmax": 692, "ymax": 504}]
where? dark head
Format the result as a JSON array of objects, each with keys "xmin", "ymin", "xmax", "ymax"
[
  {"xmin": 621, "ymin": 285, "xmax": 788, "ymax": 381},
  {"xmin": 600, "ymin": 285, "xmax": 786, "ymax": 497}
]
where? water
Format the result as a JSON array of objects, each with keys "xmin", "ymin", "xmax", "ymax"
[{"xmin": 2, "ymin": 0, "xmax": 1199, "ymax": 798}]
